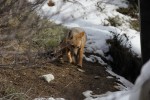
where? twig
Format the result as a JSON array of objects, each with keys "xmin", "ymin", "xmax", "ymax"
[{"xmin": 64, "ymin": 81, "xmax": 73, "ymax": 88}]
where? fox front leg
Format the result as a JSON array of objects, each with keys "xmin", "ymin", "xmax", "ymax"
[
  {"xmin": 71, "ymin": 53, "xmax": 76, "ymax": 64},
  {"xmin": 67, "ymin": 50, "xmax": 72, "ymax": 63},
  {"xmin": 77, "ymin": 48, "xmax": 83, "ymax": 67}
]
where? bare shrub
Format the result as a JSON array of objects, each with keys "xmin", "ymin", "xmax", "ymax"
[
  {"xmin": 129, "ymin": 19, "xmax": 140, "ymax": 31},
  {"xmin": 107, "ymin": 16, "xmax": 122, "ymax": 27},
  {"xmin": 117, "ymin": 5, "xmax": 139, "ymax": 19},
  {"xmin": 106, "ymin": 31, "xmax": 142, "ymax": 83}
]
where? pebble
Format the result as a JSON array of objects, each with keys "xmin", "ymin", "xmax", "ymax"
[{"xmin": 41, "ymin": 74, "xmax": 54, "ymax": 83}]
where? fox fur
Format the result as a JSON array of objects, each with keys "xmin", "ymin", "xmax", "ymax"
[{"xmin": 60, "ymin": 27, "xmax": 87, "ymax": 67}]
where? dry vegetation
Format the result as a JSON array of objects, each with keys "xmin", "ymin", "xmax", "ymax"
[
  {"xmin": 0, "ymin": 0, "xmax": 69, "ymax": 99},
  {"xmin": 107, "ymin": 16, "xmax": 122, "ymax": 27},
  {"xmin": 106, "ymin": 31, "xmax": 142, "ymax": 83},
  {"xmin": 116, "ymin": 5, "xmax": 138, "ymax": 19},
  {"xmin": 0, "ymin": 0, "xmax": 68, "ymax": 66},
  {"xmin": 129, "ymin": 19, "xmax": 140, "ymax": 31},
  {"xmin": 106, "ymin": 0, "xmax": 141, "ymax": 83}
]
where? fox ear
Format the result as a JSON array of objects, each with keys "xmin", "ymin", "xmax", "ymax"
[{"xmin": 77, "ymin": 32, "xmax": 85, "ymax": 38}]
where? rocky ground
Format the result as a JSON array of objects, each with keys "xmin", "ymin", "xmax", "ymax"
[{"xmin": 0, "ymin": 57, "xmax": 120, "ymax": 100}]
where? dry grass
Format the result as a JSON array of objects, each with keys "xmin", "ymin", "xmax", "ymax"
[
  {"xmin": 107, "ymin": 16, "xmax": 122, "ymax": 27},
  {"xmin": 116, "ymin": 1, "xmax": 139, "ymax": 19},
  {"xmin": 130, "ymin": 19, "xmax": 140, "ymax": 31},
  {"xmin": 0, "ymin": 0, "xmax": 69, "ymax": 66}
]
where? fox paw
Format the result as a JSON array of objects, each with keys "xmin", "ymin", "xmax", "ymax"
[{"xmin": 77, "ymin": 64, "xmax": 82, "ymax": 67}]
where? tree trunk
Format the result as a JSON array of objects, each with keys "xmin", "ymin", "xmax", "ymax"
[{"xmin": 139, "ymin": 0, "xmax": 150, "ymax": 64}]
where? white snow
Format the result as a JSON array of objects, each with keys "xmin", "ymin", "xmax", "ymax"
[
  {"xmin": 106, "ymin": 66, "xmax": 134, "ymax": 90},
  {"xmin": 34, "ymin": 97, "xmax": 65, "ymax": 100},
  {"xmin": 84, "ymin": 55, "xmax": 107, "ymax": 66},
  {"xmin": 83, "ymin": 90, "xmax": 130, "ymax": 100},
  {"xmin": 27, "ymin": 0, "xmax": 36, "ymax": 4}
]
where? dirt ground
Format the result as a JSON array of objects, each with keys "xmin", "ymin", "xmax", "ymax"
[{"xmin": 0, "ymin": 58, "xmax": 120, "ymax": 100}]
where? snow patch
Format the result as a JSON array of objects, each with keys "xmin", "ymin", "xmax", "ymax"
[
  {"xmin": 34, "ymin": 97, "xmax": 65, "ymax": 100},
  {"xmin": 106, "ymin": 66, "xmax": 134, "ymax": 90},
  {"xmin": 84, "ymin": 55, "xmax": 107, "ymax": 66}
]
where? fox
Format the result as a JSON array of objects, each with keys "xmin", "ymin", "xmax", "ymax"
[{"xmin": 60, "ymin": 27, "xmax": 87, "ymax": 67}]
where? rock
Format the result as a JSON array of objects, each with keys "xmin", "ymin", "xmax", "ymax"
[
  {"xmin": 94, "ymin": 76, "xmax": 100, "ymax": 79},
  {"xmin": 41, "ymin": 74, "xmax": 54, "ymax": 83},
  {"xmin": 77, "ymin": 68, "xmax": 85, "ymax": 72}
]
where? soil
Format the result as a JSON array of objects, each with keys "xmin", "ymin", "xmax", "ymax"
[{"xmin": 0, "ymin": 58, "xmax": 120, "ymax": 100}]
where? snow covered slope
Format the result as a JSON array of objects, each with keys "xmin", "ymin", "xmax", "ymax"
[{"xmin": 39, "ymin": 0, "xmax": 141, "ymax": 58}]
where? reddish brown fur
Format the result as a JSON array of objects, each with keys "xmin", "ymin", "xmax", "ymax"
[{"xmin": 61, "ymin": 27, "xmax": 86, "ymax": 67}]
